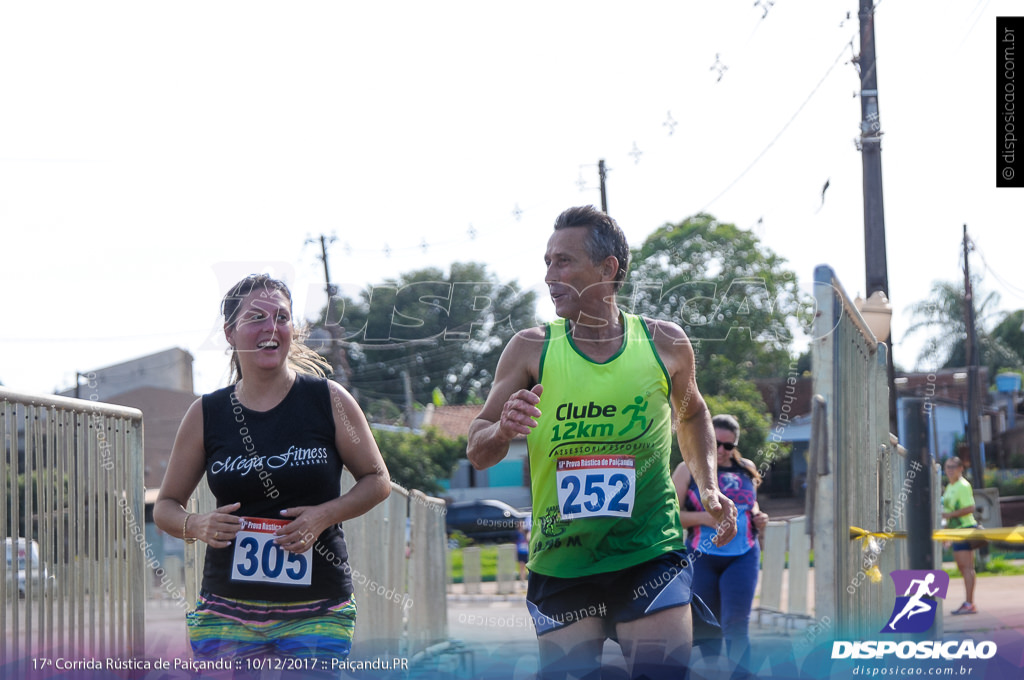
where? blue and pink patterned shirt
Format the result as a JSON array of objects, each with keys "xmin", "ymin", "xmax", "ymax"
[{"xmin": 684, "ymin": 461, "xmax": 758, "ymax": 556}]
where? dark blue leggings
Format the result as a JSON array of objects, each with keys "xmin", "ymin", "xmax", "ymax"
[{"xmin": 691, "ymin": 543, "xmax": 760, "ymax": 668}]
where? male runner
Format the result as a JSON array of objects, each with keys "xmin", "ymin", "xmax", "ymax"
[{"xmin": 467, "ymin": 205, "xmax": 736, "ymax": 679}]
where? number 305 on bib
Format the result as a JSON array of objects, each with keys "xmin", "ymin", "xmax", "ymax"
[{"xmin": 231, "ymin": 517, "xmax": 312, "ymax": 586}]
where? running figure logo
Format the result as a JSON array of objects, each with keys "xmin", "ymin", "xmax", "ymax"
[
  {"xmin": 617, "ymin": 396, "xmax": 648, "ymax": 436},
  {"xmin": 881, "ymin": 570, "xmax": 950, "ymax": 634}
]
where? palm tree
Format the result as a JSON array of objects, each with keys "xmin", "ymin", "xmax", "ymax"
[{"xmin": 904, "ymin": 280, "xmax": 1023, "ymax": 377}]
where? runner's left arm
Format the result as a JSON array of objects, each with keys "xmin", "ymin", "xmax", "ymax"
[{"xmin": 652, "ymin": 319, "xmax": 737, "ymax": 546}]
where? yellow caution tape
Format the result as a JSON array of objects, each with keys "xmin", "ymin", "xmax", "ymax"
[
  {"xmin": 932, "ymin": 526, "xmax": 1024, "ymax": 543},
  {"xmin": 849, "ymin": 525, "xmax": 1024, "ymax": 543},
  {"xmin": 849, "ymin": 526, "xmax": 899, "ymax": 541}
]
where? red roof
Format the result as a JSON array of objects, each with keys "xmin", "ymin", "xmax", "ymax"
[{"xmin": 423, "ymin": 404, "xmax": 480, "ymax": 440}]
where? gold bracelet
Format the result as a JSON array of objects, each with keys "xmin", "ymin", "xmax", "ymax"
[{"xmin": 183, "ymin": 513, "xmax": 197, "ymax": 544}]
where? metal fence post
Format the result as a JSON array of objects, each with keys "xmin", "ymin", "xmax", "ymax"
[
  {"xmin": 1, "ymin": 388, "xmax": 144, "ymax": 665},
  {"xmin": 902, "ymin": 398, "xmax": 934, "ymax": 572}
]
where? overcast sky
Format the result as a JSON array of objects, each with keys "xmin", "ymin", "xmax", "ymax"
[{"xmin": 2, "ymin": 0, "xmax": 1021, "ymax": 397}]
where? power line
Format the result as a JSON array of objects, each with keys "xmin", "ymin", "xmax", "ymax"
[
  {"xmin": 959, "ymin": 0, "xmax": 992, "ymax": 47},
  {"xmin": 699, "ymin": 35, "xmax": 855, "ymax": 213},
  {"xmin": 308, "ymin": 27, "xmax": 863, "ymax": 265},
  {"xmin": 974, "ymin": 244, "xmax": 1024, "ymax": 300}
]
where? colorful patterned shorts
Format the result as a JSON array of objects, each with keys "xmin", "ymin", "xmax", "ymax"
[{"xmin": 187, "ymin": 590, "xmax": 356, "ymax": 661}]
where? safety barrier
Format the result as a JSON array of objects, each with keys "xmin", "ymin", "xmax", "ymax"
[
  {"xmin": 184, "ymin": 470, "xmax": 448, "ymax": 659},
  {"xmin": 452, "ymin": 540, "xmax": 524, "ymax": 598},
  {"xmin": 0, "ymin": 388, "xmax": 146, "ymax": 672},
  {"xmin": 460, "ymin": 547, "xmax": 482, "ymax": 595},
  {"xmin": 457, "ymin": 544, "xmax": 519, "ymax": 596},
  {"xmin": 405, "ymin": 489, "xmax": 449, "ymax": 654},
  {"xmin": 809, "ymin": 266, "xmax": 910, "ymax": 639},
  {"xmin": 495, "ymin": 544, "xmax": 517, "ymax": 595},
  {"xmin": 755, "ymin": 516, "xmax": 813, "ymax": 631}
]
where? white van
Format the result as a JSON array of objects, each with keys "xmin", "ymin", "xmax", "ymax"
[{"xmin": 4, "ymin": 537, "xmax": 50, "ymax": 598}]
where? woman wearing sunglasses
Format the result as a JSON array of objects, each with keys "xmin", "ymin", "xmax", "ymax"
[{"xmin": 672, "ymin": 413, "xmax": 768, "ymax": 678}]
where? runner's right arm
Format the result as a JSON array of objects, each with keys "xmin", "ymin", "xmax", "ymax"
[
  {"xmin": 467, "ymin": 329, "xmax": 544, "ymax": 470},
  {"xmin": 153, "ymin": 398, "xmax": 242, "ymax": 547}
]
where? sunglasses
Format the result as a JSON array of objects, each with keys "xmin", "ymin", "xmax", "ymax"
[{"xmin": 716, "ymin": 441, "xmax": 736, "ymax": 451}]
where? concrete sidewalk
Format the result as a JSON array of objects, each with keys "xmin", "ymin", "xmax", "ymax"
[{"xmin": 938, "ymin": 565, "xmax": 1024, "ymax": 636}]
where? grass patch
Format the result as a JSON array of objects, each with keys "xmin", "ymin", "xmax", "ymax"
[
  {"xmin": 944, "ymin": 555, "xmax": 1024, "ymax": 579},
  {"xmin": 449, "ymin": 545, "xmax": 499, "ymax": 583},
  {"xmin": 758, "ymin": 549, "xmax": 815, "ymax": 569}
]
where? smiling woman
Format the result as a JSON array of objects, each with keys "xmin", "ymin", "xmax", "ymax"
[
  {"xmin": 152, "ymin": 273, "xmax": 391, "ymax": 672},
  {"xmin": 221, "ymin": 274, "xmax": 331, "ymax": 389}
]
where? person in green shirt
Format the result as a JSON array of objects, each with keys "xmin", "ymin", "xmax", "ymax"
[{"xmin": 941, "ymin": 456, "xmax": 978, "ymax": 615}]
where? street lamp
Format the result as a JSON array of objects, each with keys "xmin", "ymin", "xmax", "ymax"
[{"xmin": 855, "ymin": 291, "xmax": 892, "ymax": 342}]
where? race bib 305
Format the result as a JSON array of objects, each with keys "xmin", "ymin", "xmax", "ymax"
[{"xmin": 230, "ymin": 516, "xmax": 312, "ymax": 586}]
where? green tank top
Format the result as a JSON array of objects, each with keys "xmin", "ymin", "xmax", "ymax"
[{"xmin": 525, "ymin": 313, "xmax": 685, "ymax": 577}]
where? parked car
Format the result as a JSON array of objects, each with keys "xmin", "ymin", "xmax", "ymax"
[
  {"xmin": 4, "ymin": 537, "xmax": 52, "ymax": 598},
  {"xmin": 445, "ymin": 500, "xmax": 530, "ymax": 544}
]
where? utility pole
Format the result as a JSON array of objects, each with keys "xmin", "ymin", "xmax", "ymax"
[
  {"xmin": 401, "ymin": 369, "xmax": 414, "ymax": 427},
  {"xmin": 858, "ymin": 0, "xmax": 898, "ymax": 437},
  {"xmin": 307, "ymin": 234, "xmax": 351, "ymax": 385},
  {"xmin": 315, "ymin": 235, "xmax": 337, "ymax": 301},
  {"xmin": 598, "ymin": 159, "xmax": 608, "ymax": 214},
  {"xmin": 963, "ymin": 225, "xmax": 986, "ymax": 487},
  {"xmin": 860, "ymin": 0, "xmax": 887, "ymax": 299}
]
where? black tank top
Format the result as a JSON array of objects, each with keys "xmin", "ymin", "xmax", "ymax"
[{"xmin": 200, "ymin": 373, "xmax": 352, "ymax": 601}]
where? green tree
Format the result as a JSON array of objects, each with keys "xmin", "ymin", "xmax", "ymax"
[
  {"xmin": 990, "ymin": 310, "xmax": 1024, "ymax": 375},
  {"xmin": 666, "ymin": 396, "xmax": 777, "ymax": 473},
  {"xmin": 314, "ymin": 262, "xmax": 537, "ymax": 413},
  {"xmin": 372, "ymin": 427, "xmax": 465, "ymax": 494},
  {"xmin": 627, "ymin": 214, "xmax": 803, "ymax": 475},
  {"xmin": 626, "ymin": 213, "xmax": 806, "ymax": 386},
  {"xmin": 905, "ymin": 280, "xmax": 1023, "ymax": 378}
]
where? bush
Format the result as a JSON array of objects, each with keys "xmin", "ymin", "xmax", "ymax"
[
  {"xmin": 984, "ymin": 469, "xmax": 1024, "ymax": 497},
  {"xmin": 371, "ymin": 427, "xmax": 465, "ymax": 495},
  {"xmin": 448, "ymin": 530, "xmax": 472, "ymax": 549}
]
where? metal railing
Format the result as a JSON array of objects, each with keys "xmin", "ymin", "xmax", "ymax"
[
  {"xmin": 405, "ymin": 488, "xmax": 448, "ymax": 656},
  {"xmin": 1, "ymin": 388, "xmax": 146, "ymax": 672},
  {"xmin": 183, "ymin": 470, "xmax": 448, "ymax": 659},
  {"xmin": 809, "ymin": 265, "xmax": 909, "ymax": 639}
]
